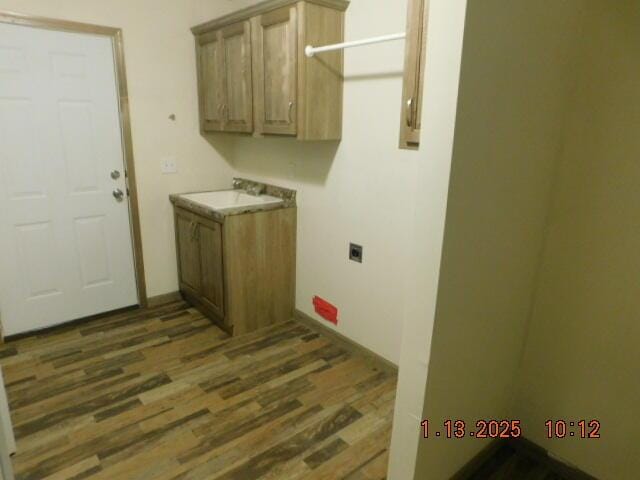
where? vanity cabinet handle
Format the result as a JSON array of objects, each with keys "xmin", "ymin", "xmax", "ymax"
[
  {"xmin": 406, "ymin": 97, "xmax": 414, "ymax": 128},
  {"xmin": 288, "ymin": 101, "xmax": 294, "ymax": 124}
]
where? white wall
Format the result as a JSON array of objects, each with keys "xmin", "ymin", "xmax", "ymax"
[
  {"xmin": 0, "ymin": 0, "xmax": 236, "ymax": 299},
  {"xmin": 203, "ymin": 0, "xmax": 422, "ymax": 363},
  {"xmin": 413, "ymin": 1, "xmax": 585, "ymax": 477},
  {"xmin": 388, "ymin": 0, "xmax": 468, "ymax": 477},
  {"xmin": 517, "ymin": 2, "xmax": 640, "ymax": 478}
]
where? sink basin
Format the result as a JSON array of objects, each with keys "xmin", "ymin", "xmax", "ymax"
[{"xmin": 179, "ymin": 190, "xmax": 283, "ymax": 212}]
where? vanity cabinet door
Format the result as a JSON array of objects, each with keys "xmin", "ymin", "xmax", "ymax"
[
  {"xmin": 197, "ymin": 30, "xmax": 226, "ymax": 132},
  {"xmin": 198, "ymin": 218, "xmax": 225, "ymax": 319},
  {"xmin": 176, "ymin": 211, "xmax": 202, "ymax": 295},
  {"xmin": 221, "ymin": 21, "xmax": 253, "ymax": 133},
  {"xmin": 253, "ymin": 6, "xmax": 298, "ymax": 135}
]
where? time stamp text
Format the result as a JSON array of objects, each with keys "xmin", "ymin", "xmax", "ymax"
[{"xmin": 420, "ymin": 419, "xmax": 601, "ymax": 440}]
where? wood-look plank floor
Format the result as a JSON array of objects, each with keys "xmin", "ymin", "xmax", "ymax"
[{"xmin": 0, "ymin": 301, "xmax": 397, "ymax": 480}]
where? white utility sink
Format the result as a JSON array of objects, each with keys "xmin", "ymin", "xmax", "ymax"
[{"xmin": 180, "ymin": 190, "xmax": 283, "ymax": 212}]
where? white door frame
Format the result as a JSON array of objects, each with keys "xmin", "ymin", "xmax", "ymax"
[{"xmin": 0, "ymin": 11, "xmax": 147, "ymax": 313}]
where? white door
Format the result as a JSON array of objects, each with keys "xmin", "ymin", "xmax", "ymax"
[{"xmin": 0, "ymin": 23, "xmax": 138, "ymax": 336}]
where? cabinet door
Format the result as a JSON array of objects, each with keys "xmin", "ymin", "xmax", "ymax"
[
  {"xmin": 399, "ymin": 0, "xmax": 428, "ymax": 149},
  {"xmin": 221, "ymin": 21, "xmax": 253, "ymax": 133},
  {"xmin": 253, "ymin": 6, "xmax": 298, "ymax": 135},
  {"xmin": 198, "ymin": 31, "xmax": 226, "ymax": 132},
  {"xmin": 176, "ymin": 211, "xmax": 201, "ymax": 294},
  {"xmin": 198, "ymin": 218, "xmax": 225, "ymax": 319}
]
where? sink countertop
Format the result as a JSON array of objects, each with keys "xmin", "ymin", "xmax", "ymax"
[{"xmin": 170, "ymin": 178, "xmax": 296, "ymax": 222}]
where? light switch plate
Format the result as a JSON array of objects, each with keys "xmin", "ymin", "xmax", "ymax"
[{"xmin": 161, "ymin": 157, "xmax": 178, "ymax": 174}]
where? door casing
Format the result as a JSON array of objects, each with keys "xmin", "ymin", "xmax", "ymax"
[{"xmin": 0, "ymin": 11, "xmax": 147, "ymax": 308}]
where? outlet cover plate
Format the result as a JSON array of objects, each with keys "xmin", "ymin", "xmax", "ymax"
[
  {"xmin": 349, "ymin": 243, "xmax": 363, "ymax": 263},
  {"xmin": 161, "ymin": 157, "xmax": 178, "ymax": 174}
]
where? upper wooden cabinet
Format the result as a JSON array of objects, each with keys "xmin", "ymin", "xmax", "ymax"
[
  {"xmin": 221, "ymin": 21, "xmax": 254, "ymax": 133},
  {"xmin": 253, "ymin": 6, "xmax": 298, "ymax": 135},
  {"xmin": 197, "ymin": 21, "xmax": 253, "ymax": 133},
  {"xmin": 193, "ymin": 0, "xmax": 349, "ymax": 141},
  {"xmin": 399, "ymin": 0, "xmax": 429, "ymax": 149},
  {"xmin": 198, "ymin": 31, "xmax": 225, "ymax": 132}
]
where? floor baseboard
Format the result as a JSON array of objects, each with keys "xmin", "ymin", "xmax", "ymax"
[
  {"xmin": 146, "ymin": 291, "xmax": 183, "ymax": 308},
  {"xmin": 509, "ymin": 438, "xmax": 599, "ymax": 480},
  {"xmin": 451, "ymin": 437, "xmax": 599, "ymax": 480},
  {"xmin": 293, "ymin": 309, "xmax": 398, "ymax": 374},
  {"xmin": 450, "ymin": 440, "xmax": 503, "ymax": 480}
]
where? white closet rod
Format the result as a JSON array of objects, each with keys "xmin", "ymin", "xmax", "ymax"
[{"xmin": 305, "ymin": 32, "xmax": 406, "ymax": 57}]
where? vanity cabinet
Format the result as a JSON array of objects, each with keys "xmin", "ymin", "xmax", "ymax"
[
  {"xmin": 174, "ymin": 205, "xmax": 296, "ymax": 336},
  {"xmin": 399, "ymin": 0, "xmax": 429, "ymax": 149},
  {"xmin": 193, "ymin": 0, "xmax": 349, "ymax": 141},
  {"xmin": 175, "ymin": 209, "xmax": 225, "ymax": 319}
]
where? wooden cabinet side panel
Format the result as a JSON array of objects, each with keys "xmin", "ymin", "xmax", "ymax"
[
  {"xmin": 298, "ymin": 2, "xmax": 344, "ymax": 140},
  {"xmin": 399, "ymin": 0, "xmax": 428, "ymax": 149},
  {"xmin": 224, "ymin": 208, "xmax": 296, "ymax": 334}
]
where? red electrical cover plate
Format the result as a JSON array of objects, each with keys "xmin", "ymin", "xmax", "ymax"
[{"xmin": 313, "ymin": 296, "xmax": 338, "ymax": 325}]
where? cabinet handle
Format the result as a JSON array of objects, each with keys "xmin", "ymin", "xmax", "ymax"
[
  {"xmin": 406, "ymin": 97, "xmax": 414, "ymax": 128},
  {"xmin": 222, "ymin": 104, "xmax": 228, "ymax": 120},
  {"xmin": 288, "ymin": 101, "xmax": 294, "ymax": 124}
]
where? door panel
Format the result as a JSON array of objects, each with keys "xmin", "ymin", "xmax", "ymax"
[
  {"xmin": 74, "ymin": 215, "xmax": 111, "ymax": 288},
  {"xmin": 222, "ymin": 21, "xmax": 253, "ymax": 133},
  {"xmin": 254, "ymin": 6, "xmax": 297, "ymax": 135},
  {"xmin": 15, "ymin": 222, "xmax": 61, "ymax": 299},
  {"xmin": 198, "ymin": 219, "xmax": 225, "ymax": 319},
  {"xmin": 58, "ymin": 101, "xmax": 101, "ymax": 194},
  {"xmin": 199, "ymin": 31, "xmax": 225, "ymax": 132},
  {"xmin": 0, "ymin": 99, "xmax": 46, "ymax": 199},
  {"xmin": 0, "ymin": 23, "xmax": 138, "ymax": 335},
  {"xmin": 176, "ymin": 212, "xmax": 201, "ymax": 294}
]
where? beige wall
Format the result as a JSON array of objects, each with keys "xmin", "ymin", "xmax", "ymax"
[
  {"xmin": 0, "ymin": 0, "xmax": 236, "ymax": 299},
  {"xmin": 202, "ymin": 0, "xmax": 422, "ymax": 363},
  {"xmin": 517, "ymin": 2, "xmax": 640, "ymax": 478},
  {"xmin": 413, "ymin": 1, "xmax": 585, "ymax": 477}
]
